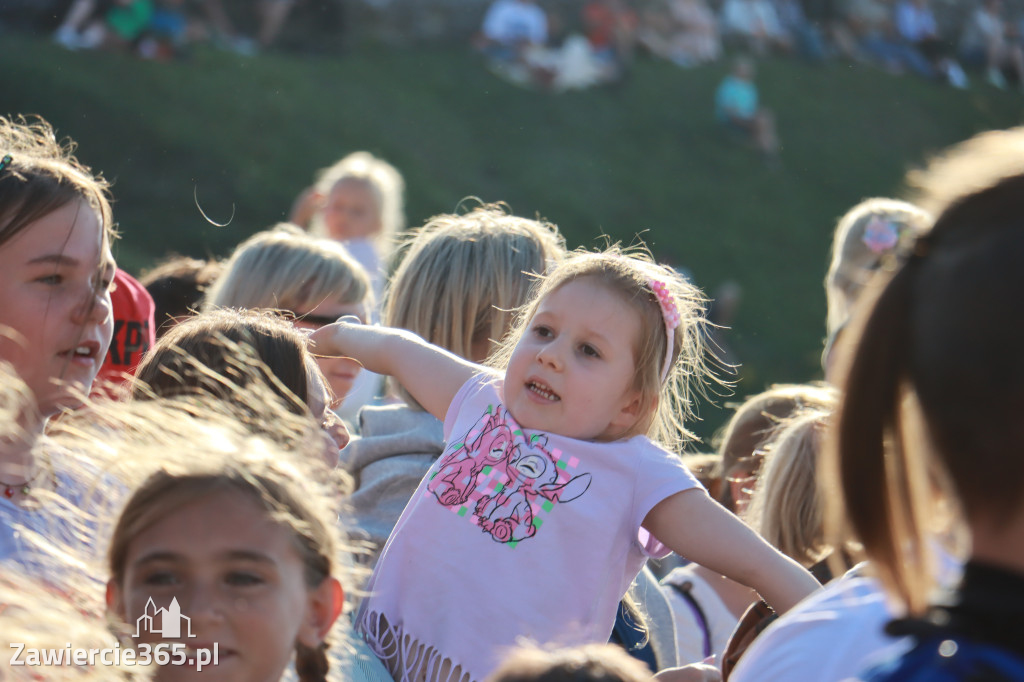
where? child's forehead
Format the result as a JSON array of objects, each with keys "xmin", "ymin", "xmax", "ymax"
[
  {"xmin": 534, "ymin": 278, "xmax": 645, "ymax": 340},
  {"xmin": 330, "ymin": 177, "xmax": 375, "ymax": 196},
  {"xmin": 128, "ymin": 487, "xmax": 301, "ymax": 552},
  {"xmin": 541, "ymin": 275, "xmax": 637, "ymax": 310}
]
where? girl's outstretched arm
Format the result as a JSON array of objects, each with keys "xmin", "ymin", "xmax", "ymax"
[
  {"xmin": 643, "ymin": 489, "xmax": 820, "ymax": 614},
  {"xmin": 310, "ymin": 319, "xmax": 483, "ymax": 421}
]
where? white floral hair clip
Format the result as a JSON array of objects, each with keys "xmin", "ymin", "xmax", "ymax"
[{"xmin": 862, "ymin": 217, "xmax": 900, "ymax": 255}]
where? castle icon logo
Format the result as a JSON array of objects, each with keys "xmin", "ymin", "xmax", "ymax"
[{"xmin": 133, "ymin": 597, "xmax": 195, "ymax": 639}]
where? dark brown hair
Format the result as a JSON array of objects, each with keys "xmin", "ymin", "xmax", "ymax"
[
  {"xmin": 0, "ymin": 115, "xmax": 114, "ymax": 251},
  {"xmin": 139, "ymin": 255, "xmax": 224, "ymax": 337},
  {"xmin": 132, "ymin": 308, "xmax": 311, "ymax": 417},
  {"xmin": 828, "ymin": 128, "xmax": 1024, "ymax": 613}
]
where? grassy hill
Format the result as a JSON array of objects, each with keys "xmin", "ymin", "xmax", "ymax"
[{"xmin": 2, "ymin": 31, "xmax": 1021, "ymax": 440}]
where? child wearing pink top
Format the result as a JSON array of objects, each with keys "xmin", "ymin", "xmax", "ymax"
[{"xmin": 313, "ymin": 248, "xmax": 819, "ymax": 682}]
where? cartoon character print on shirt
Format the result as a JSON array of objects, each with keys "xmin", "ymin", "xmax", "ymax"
[
  {"xmin": 429, "ymin": 409, "xmax": 516, "ymax": 506},
  {"xmin": 427, "ymin": 404, "xmax": 592, "ymax": 546}
]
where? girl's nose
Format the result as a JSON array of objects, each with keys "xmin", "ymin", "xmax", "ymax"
[
  {"xmin": 71, "ymin": 285, "xmax": 112, "ymax": 327},
  {"xmin": 180, "ymin": 584, "xmax": 228, "ymax": 628},
  {"xmin": 536, "ymin": 339, "xmax": 565, "ymax": 371}
]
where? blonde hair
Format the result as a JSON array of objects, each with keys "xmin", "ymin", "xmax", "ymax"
[
  {"xmin": 132, "ymin": 308, "xmax": 314, "ymax": 418},
  {"xmin": 312, "ymin": 151, "xmax": 405, "ymax": 254},
  {"xmin": 824, "ymin": 198, "xmax": 931, "ymax": 338},
  {"xmin": 0, "ymin": 573, "xmax": 146, "ymax": 681},
  {"xmin": 485, "ymin": 643, "xmax": 654, "ymax": 682},
  {"xmin": 490, "ymin": 246, "xmax": 717, "ymax": 450},
  {"xmin": 203, "ymin": 223, "xmax": 371, "ymax": 314},
  {"xmin": 385, "ymin": 203, "xmax": 565, "ymax": 406},
  {"xmin": 714, "ymin": 383, "xmax": 837, "ymax": 512},
  {"xmin": 743, "ymin": 408, "xmax": 837, "ymax": 567}
]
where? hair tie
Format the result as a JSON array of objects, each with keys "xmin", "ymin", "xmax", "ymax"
[
  {"xmin": 650, "ymin": 279, "xmax": 680, "ymax": 383},
  {"xmin": 862, "ymin": 217, "xmax": 900, "ymax": 255},
  {"xmin": 0, "ymin": 155, "xmax": 11, "ymax": 173}
]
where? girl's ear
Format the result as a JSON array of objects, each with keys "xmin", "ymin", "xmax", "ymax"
[
  {"xmin": 105, "ymin": 579, "xmax": 125, "ymax": 618},
  {"xmin": 609, "ymin": 389, "xmax": 650, "ymax": 435},
  {"xmin": 613, "ymin": 389, "xmax": 658, "ymax": 431},
  {"xmin": 297, "ymin": 577, "xmax": 344, "ymax": 648}
]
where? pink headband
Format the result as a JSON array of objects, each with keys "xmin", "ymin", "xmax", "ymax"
[{"xmin": 650, "ymin": 279, "xmax": 680, "ymax": 382}]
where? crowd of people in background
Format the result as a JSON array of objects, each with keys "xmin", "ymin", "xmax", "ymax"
[
  {"xmin": 14, "ymin": 0, "xmax": 1020, "ymax": 172},
  {"xmin": 18, "ymin": 0, "xmax": 1024, "ymax": 96},
  {"xmin": 472, "ymin": 0, "xmax": 1024, "ymax": 92},
  {"xmin": 3, "ymin": 106, "xmax": 1024, "ymax": 682}
]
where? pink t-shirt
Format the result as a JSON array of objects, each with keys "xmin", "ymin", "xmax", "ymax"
[{"xmin": 357, "ymin": 373, "xmax": 702, "ymax": 682}]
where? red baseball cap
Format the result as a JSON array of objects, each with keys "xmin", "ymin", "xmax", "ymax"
[{"xmin": 94, "ymin": 268, "xmax": 156, "ymax": 399}]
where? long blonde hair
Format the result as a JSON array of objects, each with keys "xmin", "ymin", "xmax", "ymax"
[
  {"xmin": 204, "ymin": 223, "xmax": 370, "ymax": 314},
  {"xmin": 1, "ymin": 360, "xmax": 355, "ymax": 681},
  {"xmin": 385, "ymin": 203, "xmax": 565, "ymax": 406},
  {"xmin": 65, "ymin": 398, "xmax": 352, "ymax": 682},
  {"xmin": 743, "ymin": 408, "xmax": 838, "ymax": 567}
]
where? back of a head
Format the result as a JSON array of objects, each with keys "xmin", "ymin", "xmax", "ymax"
[
  {"xmin": 716, "ymin": 383, "xmax": 836, "ymax": 512},
  {"xmin": 1, "ymin": 573, "xmax": 145, "ymax": 682},
  {"xmin": 743, "ymin": 407, "xmax": 836, "ymax": 567},
  {"xmin": 139, "ymin": 254, "xmax": 224, "ymax": 337},
  {"xmin": 830, "ymin": 126, "xmax": 1024, "ymax": 614},
  {"xmin": 384, "ymin": 203, "xmax": 565, "ymax": 406},
  {"xmin": 824, "ymin": 198, "xmax": 931, "ymax": 338},
  {"xmin": 131, "ymin": 308, "xmax": 310, "ymax": 419},
  {"xmin": 485, "ymin": 644, "xmax": 653, "ymax": 682},
  {"xmin": 203, "ymin": 224, "xmax": 370, "ymax": 314}
]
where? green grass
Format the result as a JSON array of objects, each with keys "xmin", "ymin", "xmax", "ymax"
[{"xmin": 3, "ymin": 33, "xmax": 1022, "ymax": 439}]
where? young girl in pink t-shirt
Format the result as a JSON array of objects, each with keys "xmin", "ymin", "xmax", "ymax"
[{"xmin": 312, "ymin": 248, "xmax": 819, "ymax": 682}]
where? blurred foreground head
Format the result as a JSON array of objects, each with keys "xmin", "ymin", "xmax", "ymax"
[{"xmin": 828, "ymin": 126, "xmax": 1024, "ymax": 613}]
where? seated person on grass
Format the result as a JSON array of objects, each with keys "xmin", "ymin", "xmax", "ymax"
[{"xmin": 715, "ymin": 57, "xmax": 779, "ymax": 164}]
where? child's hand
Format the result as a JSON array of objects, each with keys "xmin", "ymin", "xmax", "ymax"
[
  {"xmin": 311, "ymin": 319, "xmax": 482, "ymax": 422},
  {"xmin": 287, "ymin": 185, "xmax": 324, "ymax": 229},
  {"xmin": 308, "ymin": 316, "xmax": 364, "ymax": 361}
]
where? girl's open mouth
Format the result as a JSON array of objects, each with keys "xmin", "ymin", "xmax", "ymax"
[
  {"xmin": 58, "ymin": 340, "xmax": 100, "ymax": 366},
  {"xmin": 527, "ymin": 381, "xmax": 560, "ymax": 402}
]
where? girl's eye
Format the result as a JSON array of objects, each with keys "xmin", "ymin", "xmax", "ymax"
[
  {"xmin": 142, "ymin": 571, "xmax": 179, "ymax": 587},
  {"xmin": 225, "ymin": 572, "xmax": 264, "ymax": 587},
  {"xmin": 580, "ymin": 344, "xmax": 600, "ymax": 358},
  {"xmin": 36, "ymin": 274, "xmax": 63, "ymax": 286},
  {"xmin": 533, "ymin": 325, "xmax": 553, "ymax": 339}
]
